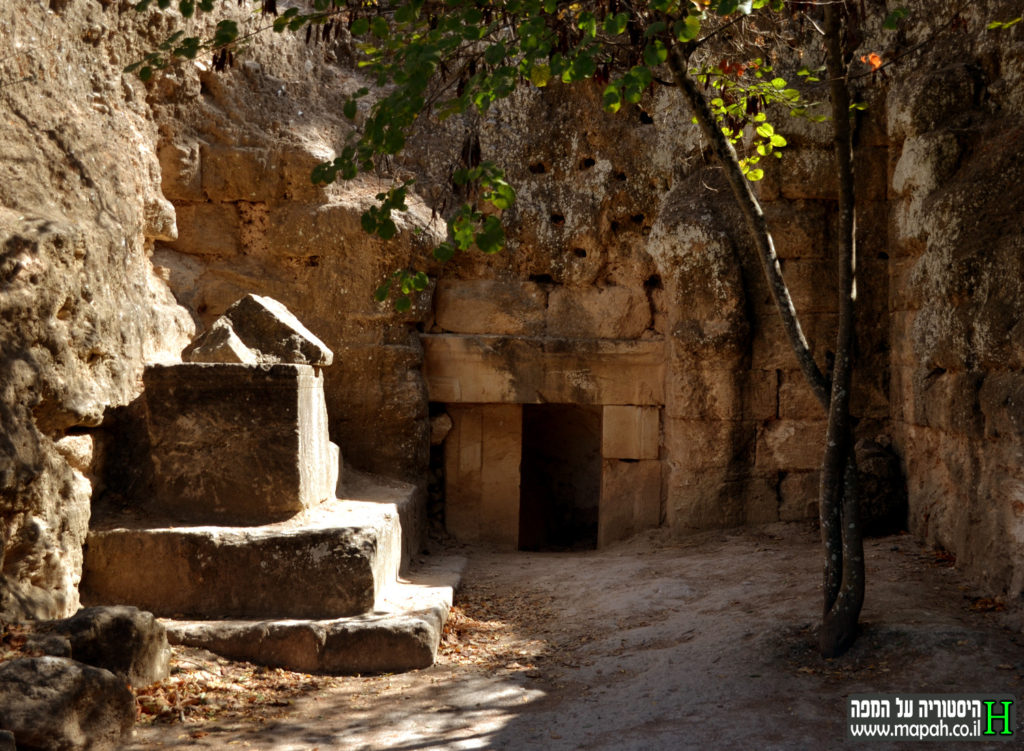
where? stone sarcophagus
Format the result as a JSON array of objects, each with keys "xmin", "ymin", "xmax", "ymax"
[
  {"xmin": 143, "ymin": 295, "xmax": 339, "ymax": 524},
  {"xmin": 144, "ymin": 362, "xmax": 339, "ymax": 524}
]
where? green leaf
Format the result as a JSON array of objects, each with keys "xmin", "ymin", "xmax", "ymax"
[
  {"xmin": 755, "ymin": 122, "xmax": 774, "ymax": 138},
  {"xmin": 604, "ymin": 12, "xmax": 629, "ymax": 35},
  {"xmin": 883, "ymin": 7, "xmax": 909, "ymax": 30},
  {"xmin": 361, "ymin": 212, "xmax": 377, "ymax": 233},
  {"xmin": 311, "ymin": 162, "xmax": 336, "ymax": 184},
  {"xmin": 394, "ymin": 296, "xmax": 412, "ymax": 313},
  {"xmin": 578, "ymin": 11, "xmax": 597, "ymax": 38},
  {"xmin": 378, "ymin": 217, "xmax": 398, "ymax": 240},
  {"xmin": 475, "ymin": 216, "xmax": 505, "ymax": 254},
  {"xmin": 178, "ymin": 0, "xmax": 194, "ymax": 18},
  {"xmin": 602, "ymin": 84, "xmax": 622, "ymax": 114},
  {"xmin": 643, "ymin": 40, "xmax": 668, "ymax": 68},
  {"xmin": 374, "ymin": 281, "xmax": 390, "ymax": 302},
  {"xmin": 452, "ymin": 213, "xmax": 476, "ymax": 250},
  {"xmin": 529, "ymin": 63, "xmax": 551, "ymax": 87},
  {"xmin": 562, "ymin": 52, "xmax": 596, "ymax": 82},
  {"xmin": 383, "ymin": 127, "xmax": 406, "ymax": 154},
  {"xmin": 350, "ymin": 17, "xmax": 369, "ymax": 36},
  {"xmin": 770, "ymin": 134, "xmax": 787, "ymax": 147},
  {"xmin": 717, "ymin": 0, "xmax": 739, "ymax": 15},
  {"xmin": 489, "ymin": 182, "xmax": 516, "ymax": 210},
  {"xmin": 213, "ymin": 20, "xmax": 238, "ymax": 47},
  {"xmin": 158, "ymin": 32, "xmax": 184, "ymax": 52},
  {"xmin": 673, "ymin": 15, "xmax": 701, "ymax": 42},
  {"xmin": 642, "ymin": 21, "xmax": 667, "ymax": 38},
  {"xmin": 746, "ymin": 168, "xmax": 764, "ymax": 181},
  {"xmin": 622, "ymin": 65, "xmax": 652, "ymax": 103},
  {"xmin": 484, "ymin": 42, "xmax": 507, "ymax": 65},
  {"xmin": 343, "ymin": 99, "xmax": 357, "ymax": 120},
  {"xmin": 433, "ymin": 243, "xmax": 456, "ymax": 262},
  {"xmin": 371, "ymin": 17, "xmax": 389, "ymax": 38},
  {"xmin": 770, "ymin": 77, "xmax": 787, "ymax": 89}
]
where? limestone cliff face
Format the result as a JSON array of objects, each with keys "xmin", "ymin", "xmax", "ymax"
[
  {"xmin": 0, "ymin": 0, "xmax": 193, "ymax": 618},
  {"xmin": 408, "ymin": 62, "xmax": 889, "ymax": 536}
]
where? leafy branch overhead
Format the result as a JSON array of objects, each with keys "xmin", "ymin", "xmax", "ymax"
[{"xmin": 128, "ymin": 0, "xmax": 829, "ymax": 306}]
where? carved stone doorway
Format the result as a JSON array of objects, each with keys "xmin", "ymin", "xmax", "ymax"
[{"xmin": 518, "ymin": 404, "xmax": 602, "ymax": 551}]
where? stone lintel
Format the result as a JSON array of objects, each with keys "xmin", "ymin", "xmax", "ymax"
[{"xmin": 422, "ymin": 334, "xmax": 665, "ymax": 405}]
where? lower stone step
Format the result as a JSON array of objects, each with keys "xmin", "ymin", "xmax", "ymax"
[
  {"xmin": 163, "ymin": 556, "xmax": 465, "ymax": 674},
  {"xmin": 81, "ymin": 499, "xmax": 402, "ymax": 619}
]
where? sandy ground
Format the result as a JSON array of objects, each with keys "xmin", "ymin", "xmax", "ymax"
[{"xmin": 125, "ymin": 522, "xmax": 1024, "ymax": 750}]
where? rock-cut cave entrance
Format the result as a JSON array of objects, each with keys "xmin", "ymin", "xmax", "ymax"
[{"xmin": 518, "ymin": 404, "xmax": 601, "ymax": 551}]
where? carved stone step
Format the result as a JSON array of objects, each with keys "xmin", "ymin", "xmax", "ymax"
[
  {"xmin": 163, "ymin": 556, "xmax": 464, "ymax": 674},
  {"xmin": 81, "ymin": 500, "xmax": 402, "ymax": 620}
]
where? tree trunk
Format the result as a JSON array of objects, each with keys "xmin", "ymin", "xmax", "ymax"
[
  {"xmin": 668, "ymin": 6, "xmax": 866, "ymax": 657},
  {"xmin": 818, "ymin": 0, "xmax": 865, "ymax": 658}
]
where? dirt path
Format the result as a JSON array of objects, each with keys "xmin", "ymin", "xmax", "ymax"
[{"xmin": 126, "ymin": 523, "xmax": 1024, "ymax": 749}]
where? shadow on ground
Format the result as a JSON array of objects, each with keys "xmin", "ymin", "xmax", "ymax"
[{"xmin": 126, "ymin": 523, "xmax": 1024, "ymax": 750}]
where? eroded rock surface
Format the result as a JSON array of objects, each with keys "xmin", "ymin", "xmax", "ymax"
[
  {"xmin": 0, "ymin": 1, "xmax": 194, "ymax": 620},
  {"xmin": 34, "ymin": 606, "xmax": 170, "ymax": 688},
  {"xmin": 0, "ymin": 656, "xmax": 135, "ymax": 751}
]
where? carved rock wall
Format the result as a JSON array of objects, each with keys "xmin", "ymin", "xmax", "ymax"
[
  {"xmin": 1, "ymin": 0, "xmax": 1022, "ymax": 612},
  {"xmin": 0, "ymin": 0, "xmax": 193, "ymax": 619},
  {"xmin": 412, "ymin": 74, "xmax": 890, "ymax": 538},
  {"xmin": 886, "ymin": 0, "xmax": 1024, "ymax": 594}
]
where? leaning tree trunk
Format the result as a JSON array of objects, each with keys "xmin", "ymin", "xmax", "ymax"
[
  {"xmin": 818, "ymin": 0, "xmax": 865, "ymax": 658},
  {"xmin": 666, "ymin": 46, "xmax": 830, "ymax": 408},
  {"xmin": 668, "ymin": 6, "xmax": 865, "ymax": 657}
]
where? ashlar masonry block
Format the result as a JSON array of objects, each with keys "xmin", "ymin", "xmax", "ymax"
[
  {"xmin": 602, "ymin": 405, "xmax": 660, "ymax": 460},
  {"xmin": 444, "ymin": 404, "xmax": 522, "ymax": 547},
  {"xmin": 144, "ymin": 363, "xmax": 338, "ymax": 524},
  {"xmin": 598, "ymin": 459, "xmax": 661, "ymax": 547}
]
